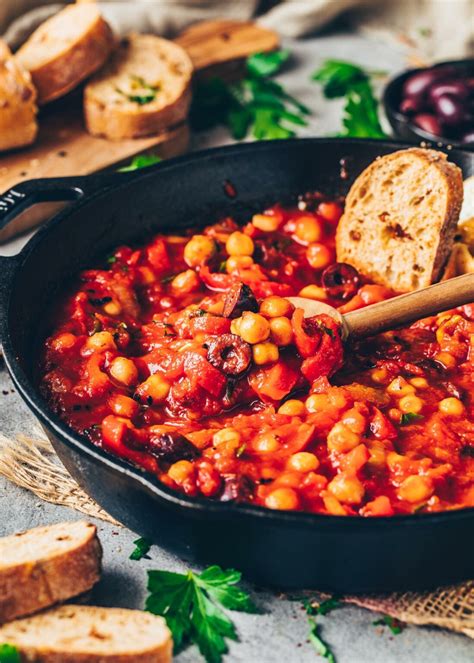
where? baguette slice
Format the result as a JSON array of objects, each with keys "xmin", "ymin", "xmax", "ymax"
[
  {"xmin": 16, "ymin": 3, "xmax": 114, "ymax": 105},
  {"xmin": 0, "ymin": 605, "xmax": 172, "ymax": 663},
  {"xmin": 84, "ymin": 34, "xmax": 193, "ymax": 140},
  {"xmin": 0, "ymin": 40, "xmax": 37, "ymax": 151},
  {"xmin": 0, "ymin": 521, "xmax": 102, "ymax": 623},
  {"xmin": 336, "ymin": 148, "xmax": 464, "ymax": 292}
]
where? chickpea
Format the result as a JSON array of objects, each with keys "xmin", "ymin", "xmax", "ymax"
[
  {"xmin": 305, "ymin": 394, "xmax": 330, "ymax": 413},
  {"xmin": 137, "ymin": 374, "xmax": 170, "ymax": 402},
  {"xmin": 238, "ymin": 312, "xmax": 270, "ymax": 344},
  {"xmin": 103, "ymin": 300, "xmax": 122, "ymax": 316},
  {"xmin": 226, "ymin": 256, "xmax": 254, "ymax": 273},
  {"xmin": 398, "ymin": 475, "xmax": 433, "ymax": 503},
  {"xmin": 306, "ymin": 243, "xmax": 332, "ymax": 270},
  {"xmin": 278, "ymin": 399, "xmax": 305, "ymax": 416},
  {"xmin": 226, "ymin": 231, "xmax": 254, "ymax": 257},
  {"xmin": 327, "ymin": 422, "xmax": 360, "ymax": 453},
  {"xmin": 86, "ymin": 331, "xmax": 116, "ymax": 352},
  {"xmin": 298, "ymin": 285, "xmax": 327, "ymax": 300},
  {"xmin": 265, "ymin": 487, "xmax": 299, "ymax": 510},
  {"xmin": 399, "ymin": 395, "xmax": 423, "ymax": 414},
  {"xmin": 109, "ymin": 357, "xmax": 138, "ymax": 387},
  {"xmin": 253, "ymin": 342, "xmax": 279, "ymax": 365},
  {"xmin": 51, "ymin": 332, "xmax": 76, "ymax": 352},
  {"xmin": 341, "ymin": 408, "xmax": 366, "ymax": 434},
  {"xmin": 409, "ymin": 377, "xmax": 428, "ymax": 389},
  {"xmin": 171, "ymin": 270, "xmax": 200, "ymax": 294},
  {"xmin": 169, "ymin": 460, "xmax": 195, "ymax": 484},
  {"xmin": 260, "ymin": 296, "xmax": 294, "ymax": 318},
  {"xmin": 287, "ymin": 452, "xmax": 319, "ymax": 472},
  {"xmin": 184, "ymin": 235, "xmax": 216, "ymax": 267},
  {"xmin": 387, "ymin": 376, "xmax": 416, "ymax": 397},
  {"xmin": 294, "ymin": 216, "xmax": 322, "ymax": 244},
  {"xmin": 254, "ymin": 432, "xmax": 280, "ymax": 453},
  {"xmin": 371, "ymin": 367, "xmax": 388, "ymax": 384},
  {"xmin": 323, "ymin": 494, "xmax": 346, "ymax": 516},
  {"xmin": 268, "ymin": 317, "xmax": 293, "ymax": 347},
  {"xmin": 213, "ymin": 428, "xmax": 241, "ymax": 447},
  {"xmin": 328, "ymin": 473, "xmax": 365, "ymax": 504},
  {"xmin": 109, "ymin": 394, "xmax": 139, "ymax": 419},
  {"xmin": 230, "ymin": 318, "xmax": 242, "ymax": 335},
  {"xmin": 434, "ymin": 352, "xmax": 457, "ymax": 369},
  {"xmin": 252, "ymin": 213, "xmax": 281, "ymax": 232},
  {"xmin": 438, "ymin": 397, "xmax": 465, "ymax": 416}
]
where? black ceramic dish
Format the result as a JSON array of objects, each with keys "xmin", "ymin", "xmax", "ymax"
[
  {"xmin": 383, "ymin": 59, "xmax": 474, "ymax": 151},
  {"xmin": 1, "ymin": 138, "xmax": 473, "ymax": 593}
]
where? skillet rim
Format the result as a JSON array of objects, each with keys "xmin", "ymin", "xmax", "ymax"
[{"xmin": 3, "ymin": 136, "xmax": 474, "ymax": 528}]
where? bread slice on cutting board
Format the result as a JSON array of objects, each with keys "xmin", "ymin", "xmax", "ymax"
[
  {"xmin": 0, "ymin": 605, "xmax": 172, "ymax": 663},
  {"xmin": 16, "ymin": 3, "xmax": 114, "ymax": 105},
  {"xmin": 84, "ymin": 33, "xmax": 193, "ymax": 140},
  {"xmin": 0, "ymin": 521, "xmax": 102, "ymax": 623},
  {"xmin": 0, "ymin": 40, "xmax": 37, "ymax": 151},
  {"xmin": 336, "ymin": 148, "xmax": 464, "ymax": 292}
]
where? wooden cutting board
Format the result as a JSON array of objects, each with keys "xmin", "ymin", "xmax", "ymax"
[{"xmin": 0, "ymin": 20, "xmax": 278, "ymax": 195}]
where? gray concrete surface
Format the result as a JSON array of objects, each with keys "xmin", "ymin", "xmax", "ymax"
[{"xmin": 1, "ymin": 28, "xmax": 473, "ymax": 663}]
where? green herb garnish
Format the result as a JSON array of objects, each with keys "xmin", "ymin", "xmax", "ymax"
[
  {"xmin": 130, "ymin": 536, "xmax": 152, "ymax": 561},
  {"xmin": 304, "ymin": 597, "xmax": 341, "ymax": 616},
  {"xmin": 400, "ymin": 412, "xmax": 424, "ymax": 426},
  {"xmin": 146, "ymin": 565, "xmax": 257, "ymax": 663},
  {"xmin": 0, "ymin": 644, "xmax": 21, "ymax": 662},
  {"xmin": 312, "ymin": 60, "xmax": 387, "ymax": 138},
  {"xmin": 190, "ymin": 50, "xmax": 309, "ymax": 141},
  {"xmin": 316, "ymin": 322, "xmax": 335, "ymax": 339},
  {"xmin": 117, "ymin": 75, "xmax": 160, "ymax": 105},
  {"xmin": 107, "ymin": 255, "xmax": 117, "ymax": 264},
  {"xmin": 235, "ymin": 443, "xmax": 247, "ymax": 458},
  {"xmin": 118, "ymin": 154, "xmax": 162, "ymax": 172},
  {"xmin": 308, "ymin": 618, "xmax": 336, "ymax": 663},
  {"xmin": 373, "ymin": 615, "xmax": 404, "ymax": 635},
  {"xmin": 218, "ymin": 261, "xmax": 228, "ymax": 273}
]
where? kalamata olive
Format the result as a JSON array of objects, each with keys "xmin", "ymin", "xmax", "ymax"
[
  {"xmin": 461, "ymin": 129, "xmax": 474, "ymax": 144},
  {"xmin": 221, "ymin": 474, "xmax": 254, "ymax": 502},
  {"xmin": 412, "ymin": 113, "xmax": 442, "ymax": 136},
  {"xmin": 428, "ymin": 80, "xmax": 470, "ymax": 103},
  {"xmin": 127, "ymin": 432, "xmax": 199, "ymax": 463},
  {"xmin": 399, "ymin": 96, "xmax": 425, "ymax": 115},
  {"xmin": 206, "ymin": 333, "xmax": 252, "ymax": 376},
  {"xmin": 321, "ymin": 262, "xmax": 360, "ymax": 300},
  {"xmin": 402, "ymin": 68, "xmax": 447, "ymax": 99},
  {"xmin": 222, "ymin": 282, "xmax": 258, "ymax": 319},
  {"xmin": 434, "ymin": 94, "xmax": 467, "ymax": 126}
]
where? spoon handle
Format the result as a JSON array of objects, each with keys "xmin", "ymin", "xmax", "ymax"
[{"xmin": 344, "ymin": 273, "xmax": 474, "ymax": 339}]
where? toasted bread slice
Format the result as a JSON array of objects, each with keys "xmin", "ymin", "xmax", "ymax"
[
  {"xmin": 0, "ymin": 605, "xmax": 172, "ymax": 663},
  {"xmin": 0, "ymin": 521, "xmax": 102, "ymax": 623},
  {"xmin": 84, "ymin": 34, "xmax": 193, "ymax": 140},
  {"xmin": 16, "ymin": 3, "xmax": 114, "ymax": 105},
  {"xmin": 336, "ymin": 148, "xmax": 464, "ymax": 292},
  {"xmin": 0, "ymin": 40, "xmax": 37, "ymax": 151}
]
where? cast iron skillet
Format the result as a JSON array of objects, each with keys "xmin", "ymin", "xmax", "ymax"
[{"xmin": 0, "ymin": 138, "xmax": 473, "ymax": 593}]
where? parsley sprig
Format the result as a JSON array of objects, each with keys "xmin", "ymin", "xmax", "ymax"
[
  {"xmin": 312, "ymin": 60, "xmax": 387, "ymax": 138},
  {"xmin": 308, "ymin": 618, "xmax": 336, "ymax": 663},
  {"xmin": 191, "ymin": 50, "xmax": 310, "ymax": 140},
  {"xmin": 0, "ymin": 644, "xmax": 20, "ymax": 662},
  {"xmin": 373, "ymin": 614, "xmax": 404, "ymax": 635},
  {"xmin": 145, "ymin": 565, "xmax": 257, "ymax": 663},
  {"xmin": 400, "ymin": 412, "xmax": 424, "ymax": 425},
  {"xmin": 130, "ymin": 536, "xmax": 152, "ymax": 561},
  {"xmin": 118, "ymin": 154, "xmax": 162, "ymax": 172}
]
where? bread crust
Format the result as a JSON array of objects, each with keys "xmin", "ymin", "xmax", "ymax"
[
  {"xmin": 0, "ymin": 521, "xmax": 102, "ymax": 623},
  {"xmin": 0, "ymin": 40, "xmax": 37, "ymax": 151},
  {"xmin": 336, "ymin": 148, "xmax": 464, "ymax": 292},
  {"xmin": 84, "ymin": 34, "xmax": 193, "ymax": 140},
  {"xmin": 16, "ymin": 5, "xmax": 114, "ymax": 105}
]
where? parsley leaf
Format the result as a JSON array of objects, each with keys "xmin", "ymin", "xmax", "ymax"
[
  {"xmin": 146, "ymin": 565, "xmax": 257, "ymax": 663},
  {"xmin": 0, "ymin": 644, "xmax": 21, "ymax": 663},
  {"xmin": 304, "ymin": 597, "xmax": 340, "ymax": 616},
  {"xmin": 118, "ymin": 154, "xmax": 162, "ymax": 172},
  {"xmin": 308, "ymin": 618, "xmax": 336, "ymax": 663},
  {"xmin": 373, "ymin": 615, "xmax": 404, "ymax": 635},
  {"xmin": 107, "ymin": 255, "xmax": 117, "ymax": 264},
  {"xmin": 400, "ymin": 412, "xmax": 424, "ymax": 425},
  {"xmin": 312, "ymin": 60, "xmax": 387, "ymax": 139},
  {"xmin": 190, "ymin": 50, "xmax": 309, "ymax": 141},
  {"xmin": 117, "ymin": 75, "xmax": 160, "ymax": 105},
  {"xmin": 130, "ymin": 536, "xmax": 152, "ymax": 561}
]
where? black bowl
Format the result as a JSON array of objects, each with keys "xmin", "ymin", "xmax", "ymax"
[{"xmin": 383, "ymin": 59, "xmax": 474, "ymax": 151}]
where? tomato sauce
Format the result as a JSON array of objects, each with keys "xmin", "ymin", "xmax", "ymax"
[{"xmin": 39, "ymin": 196, "xmax": 474, "ymax": 516}]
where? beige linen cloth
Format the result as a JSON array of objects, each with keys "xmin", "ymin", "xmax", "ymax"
[
  {"xmin": 0, "ymin": 0, "xmax": 474, "ymax": 642},
  {"xmin": 1, "ymin": 0, "xmax": 473, "ymax": 60}
]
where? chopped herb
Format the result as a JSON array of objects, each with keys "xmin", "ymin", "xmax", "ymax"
[
  {"xmin": 304, "ymin": 597, "xmax": 341, "ymax": 616},
  {"xmin": 373, "ymin": 615, "xmax": 404, "ymax": 635},
  {"xmin": 161, "ymin": 274, "xmax": 177, "ymax": 284},
  {"xmin": 117, "ymin": 76, "xmax": 160, "ymax": 105},
  {"xmin": 316, "ymin": 322, "xmax": 335, "ymax": 339},
  {"xmin": 118, "ymin": 154, "xmax": 162, "ymax": 172},
  {"xmin": 418, "ymin": 27, "xmax": 432, "ymax": 37},
  {"xmin": 312, "ymin": 60, "xmax": 387, "ymax": 138},
  {"xmin": 235, "ymin": 443, "xmax": 247, "ymax": 458},
  {"xmin": 130, "ymin": 536, "xmax": 152, "ymax": 561},
  {"xmin": 91, "ymin": 317, "xmax": 102, "ymax": 334},
  {"xmin": 400, "ymin": 412, "xmax": 424, "ymax": 425},
  {"xmin": 308, "ymin": 617, "xmax": 336, "ymax": 663},
  {"xmin": 107, "ymin": 255, "xmax": 117, "ymax": 264},
  {"xmin": 0, "ymin": 644, "xmax": 20, "ymax": 662},
  {"xmin": 218, "ymin": 261, "xmax": 228, "ymax": 273},
  {"xmin": 190, "ymin": 50, "xmax": 309, "ymax": 141},
  {"xmin": 190, "ymin": 308, "xmax": 208, "ymax": 318},
  {"xmin": 146, "ymin": 565, "xmax": 257, "ymax": 663}
]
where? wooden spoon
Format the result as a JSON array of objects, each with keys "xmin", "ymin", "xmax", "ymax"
[{"xmin": 287, "ymin": 272, "xmax": 474, "ymax": 340}]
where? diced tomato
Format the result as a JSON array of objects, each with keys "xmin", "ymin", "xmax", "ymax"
[
  {"xmin": 146, "ymin": 238, "xmax": 171, "ymax": 273},
  {"xmin": 189, "ymin": 314, "xmax": 231, "ymax": 336},
  {"xmin": 249, "ymin": 362, "xmax": 300, "ymax": 402},
  {"xmin": 183, "ymin": 352, "xmax": 226, "ymax": 398},
  {"xmin": 360, "ymin": 496, "xmax": 394, "ymax": 517}
]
